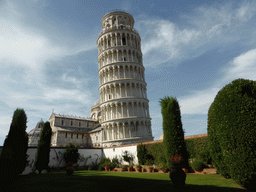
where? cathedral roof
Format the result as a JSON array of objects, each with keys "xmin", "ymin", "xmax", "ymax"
[
  {"xmin": 51, "ymin": 113, "xmax": 98, "ymax": 121},
  {"xmin": 54, "ymin": 126, "xmax": 93, "ymax": 134},
  {"xmin": 89, "ymin": 124, "xmax": 102, "ymax": 133}
]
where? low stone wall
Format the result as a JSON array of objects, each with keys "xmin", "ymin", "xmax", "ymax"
[
  {"xmin": 21, "ymin": 147, "xmax": 103, "ymax": 175},
  {"xmin": 0, "ymin": 133, "xmax": 208, "ymax": 175}
]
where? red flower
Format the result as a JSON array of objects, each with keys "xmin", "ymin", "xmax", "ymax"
[
  {"xmin": 169, "ymin": 154, "xmax": 184, "ymax": 164},
  {"xmin": 68, "ymin": 161, "xmax": 74, "ymax": 166}
]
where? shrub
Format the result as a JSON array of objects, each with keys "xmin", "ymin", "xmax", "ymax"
[
  {"xmin": 159, "ymin": 96, "xmax": 189, "ymax": 169},
  {"xmin": 35, "ymin": 121, "xmax": 52, "ymax": 174},
  {"xmin": 137, "ymin": 143, "xmax": 147, "ymax": 165},
  {"xmin": 122, "ymin": 165, "xmax": 128, "ymax": 171},
  {"xmin": 112, "ymin": 156, "xmax": 119, "ymax": 165},
  {"xmin": 208, "ymin": 78, "xmax": 256, "ymax": 190},
  {"xmin": 109, "ymin": 162, "xmax": 116, "ymax": 170},
  {"xmin": 63, "ymin": 143, "xmax": 80, "ymax": 164},
  {"xmin": 199, "ymin": 147, "xmax": 212, "ymax": 164},
  {"xmin": 98, "ymin": 157, "xmax": 111, "ymax": 170},
  {"xmin": 191, "ymin": 159, "xmax": 205, "ymax": 171},
  {"xmin": 99, "ymin": 157, "xmax": 111, "ymax": 165}
]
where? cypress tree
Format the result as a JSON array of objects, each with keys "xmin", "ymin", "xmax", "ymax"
[
  {"xmin": 160, "ymin": 96, "xmax": 189, "ymax": 169},
  {"xmin": 35, "ymin": 121, "xmax": 52, "ymax": 174},
  {"xmin": 0, "ymin": 109, "xmax": 28, "ymax": 190}
]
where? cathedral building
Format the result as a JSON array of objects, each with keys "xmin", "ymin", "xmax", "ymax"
[{"xmin": 28, "ymin": 10, "xmax": 153, "ymax": 148}]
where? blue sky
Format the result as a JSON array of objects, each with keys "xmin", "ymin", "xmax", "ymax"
[{"xmin": 0, "ymin": 0, "xmax": 256, "ymax": 146}]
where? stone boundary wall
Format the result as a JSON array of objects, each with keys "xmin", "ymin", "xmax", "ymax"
[{"xmin": 0, "ymin": 133, "xmax": 208, "ymax": 175}]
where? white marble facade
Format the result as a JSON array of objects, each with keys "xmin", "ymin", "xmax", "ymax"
[{"xmin": 98, "ymin": 11, "xmax": 153, "ymax": 147}]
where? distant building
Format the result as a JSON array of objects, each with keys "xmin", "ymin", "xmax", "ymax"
[{"xmin": 28, "ymin": 120, "xmax": 44, "ymax": 147}]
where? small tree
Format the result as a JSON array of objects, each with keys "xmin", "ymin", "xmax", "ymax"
[
  {"xmin": 64, "ymin": 143, "xmax": 80, "ymax": 165},
  {"xmin": 122, "ymin": 151, "xmax": 133, "ymax": 166},
  {"xmin": 159, "ymin": 96, "xmax": 189, "ymax": 169},
  {"xmin": 35, "ymin": 121, "xmax": 52, "ymax": 174}
]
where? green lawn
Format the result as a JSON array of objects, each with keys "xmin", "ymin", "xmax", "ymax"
[{"xmin": 9, "ymin": 171, "xmax": 251, "ymax": 192}]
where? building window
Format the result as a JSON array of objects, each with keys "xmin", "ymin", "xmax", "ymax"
[
  {"xmin": 82, "ymin": 134, "xmax": 84, "ymax": 139},
  {"xmin": 71, "ymin": 121, "xmax": 73, "ymax": 126},
  {"xmin": 79, "ymin": 122, "xmax": 81, "ymax": 127},
  {"xmin": 62, "ymin": 120, "xmax": 64, "ymax": 125},
  {"xmin": 109, "ymin": 95, "xmax": 111, "ymax": 99},
  {"xmin": 65, "ymin": 133, "xmax": 67, "ymax": 138},
  {"xmin": 71, "ymin": 133, "xmax": 73, "ymax": 138},
  {"xmin": 96, "ymin": 136, "xmax": 98, "ymax": 141},
  {"xmin": 77, "ymin": 133, "xmax": 78, "ymax": 139}
]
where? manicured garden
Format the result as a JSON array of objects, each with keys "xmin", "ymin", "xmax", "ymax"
[{"xmin": 10, "ymin": 170, "xmax": 250, "ymax": 192}]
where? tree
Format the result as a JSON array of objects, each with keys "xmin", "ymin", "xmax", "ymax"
[
  {"xmin": 208, "ymin": 78, "xmax": 256, "ymax": 190},
  {"xmin": 0, "ymin": 109, "xmax": 28, "ymax": 190},
  {"xmin": 159, "ymin": 96, "xmax": 189, "ymax": 169},
  {"xmin": 63, "ymin": 143, "xmax": 80, "ymax": 165},
  {"xmin": 35, "ymin": 121, "xmax": 52, "ymax": 174}
]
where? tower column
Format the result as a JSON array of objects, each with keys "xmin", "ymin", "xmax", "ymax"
[
  {"xmin": 121, "ymin": 103, "xmax": 124, "ymax": 118},
  {"xmin": 123, "ymin": 124, "xmax": 125, "ymax": 139}
]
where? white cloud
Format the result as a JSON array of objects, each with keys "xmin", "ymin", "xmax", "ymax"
[
  {"xmin": 138, "ymin": 2, "xmax": 256, "ymax": 67},
  {"xmin": 178, "ymin": 48, "xmax": 256, "ymax": 115}
]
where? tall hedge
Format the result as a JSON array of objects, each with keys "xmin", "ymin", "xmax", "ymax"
[
  {"xmin": 208, "ymin": 78, "xmax": 256, "ymax": 190},
  {"xmin": 35, "ymin": 121, "xmax": 52, "ymax": 174},
  {"xmin": 0, "ymin": 109, "xmax": 28, "ymax": 190},
  {"xmin": 160, "ymin": 96, "xmax": 189, "ymax": 168}
]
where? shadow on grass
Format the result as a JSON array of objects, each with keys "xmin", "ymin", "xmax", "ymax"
[{"xmin": 9, "ymin": 171, "xmax": 253, "ymax": 192}]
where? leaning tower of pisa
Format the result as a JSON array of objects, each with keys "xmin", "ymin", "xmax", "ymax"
[{"xmin": 97, "ymin": 11, "xmax": 153, "ymax": 147}]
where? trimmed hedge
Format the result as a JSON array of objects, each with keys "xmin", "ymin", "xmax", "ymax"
[
  {"xmin": 137, "ymin": 136, "xmax": 209, "ymax": 168},
  {"xmin": 208, "ymin": 78, "xmax": 256, "ymax": 190}
]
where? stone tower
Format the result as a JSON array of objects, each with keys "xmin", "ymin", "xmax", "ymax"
[{"xmin": 97, "ymin": 11, "xmax": 153, "ymax": 147}]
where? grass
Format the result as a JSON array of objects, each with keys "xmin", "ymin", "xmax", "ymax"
[{"xmin": 8, "ymin": 171, "xmax": 252, "ymax": 192}]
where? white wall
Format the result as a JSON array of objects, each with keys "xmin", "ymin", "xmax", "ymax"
[
  {"xmin": 1, "ymin": 144, "xmax": 141, "ymax": 175},
  {"xmin": 103, "ymin": 145, "xmax": 138, "ymax": 165},
  {"xmin": 21, "ymin": 148, "xmax": 102, "ymax": 175}
]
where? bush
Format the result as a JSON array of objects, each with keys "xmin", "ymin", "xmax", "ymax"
[
  {"xmin": 63, "ymin": 143, "xmax": 80, "ymax": 164},
  {"xmin": 109, "ymin": 162, "xmax": 116, "ymax": 170},
  {"xmin": 98, "ymin": 157, "xmax": 111, "ymax": 170},
  {"xmin": 199, "ymin": 148, "xmax": 212, "ymax": 164},
  {"xmin": 99, "ymin": 157, "xmax": 111, "ymax": 165},
  {"xmin": 122, "ymin": 165, "xmax": 128, "ymax": 171},
  {"xmin": 137, "ymin": 143, "xmax": 147, "ymax": 165},
  {"xmin": 208, "ymin": 78, "xmax": 256, "ymax": 190},
  {"xmin": 191, "ymin": 159, "xmax": 205, "ymax": 171}
]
